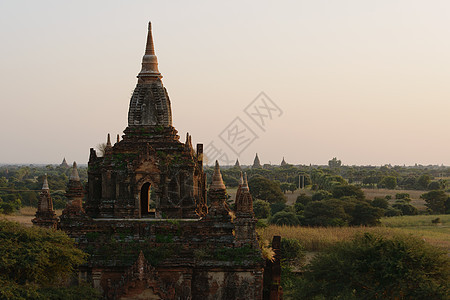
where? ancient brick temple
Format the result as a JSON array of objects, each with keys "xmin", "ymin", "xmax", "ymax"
[{"xmin": 32, "ymin": 22, "xmax": 272, "ymax": 299}]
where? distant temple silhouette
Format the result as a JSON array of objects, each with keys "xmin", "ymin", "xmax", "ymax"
[
  {"xmin": 60, "ymin": 157, "xmax": 69, "ymax": 168},
  {"xmin": 253, "ymin": 153, "xmax": 262, "ymax": 168}
]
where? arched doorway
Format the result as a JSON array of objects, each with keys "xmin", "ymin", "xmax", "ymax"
[{"xmin": 140, "ymin": 182, "xmax": 156, "ymax": 217}]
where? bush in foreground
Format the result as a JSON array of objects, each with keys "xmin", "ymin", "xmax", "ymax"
[
  {"xmin": 268, "ymin": 211, "xmax": 300, "ymax": 226},
  {"xmin": 0, "ymin": 220, "xmax": 100, "ymax": 299},
  {"xmin": 295, "ymin": 233, "xmax": 450, "ymax": 299}
]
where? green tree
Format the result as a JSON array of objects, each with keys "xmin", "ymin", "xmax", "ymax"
[
  {"xmin": 253, "ymin": 199, "xmax": 271, "ymax": 219},
  {"xmin": 384, "ymin": 207, "xmax": 402, "ymax": 217},
  {"xmin": 269, "ymin": 211, "xmax": 300, "ymax": 226},
  {"xmin": 0, "ymin": 220, "xmax": 86, "ymax": 285},
  {"xmin": 371, "ymin": 197, "xmax": 389, "ymax": 209},
  {"xmin": 294, "ymin": 202, "xmax": 304, "ymax": 214},
  {"xmin": 311, "ymin": 190, "xmax": 332, "ymax": 201},
  {"xmin": 280, "ymin": 182, "xmax": 291, "ymax": 193},
  {"xmin": 379, "ymin": 176, "xmax": 397, "ymax": 189},
  {"xmin": 0, "ymin": 195, "xmax": 21, "ymax": 215},
  {"xmin": 427, "ymin": 181, "xmax": 441, "ymax": 190},
  {"xmin": 296, "ymin": 233, "xmax": 450, "ymax": 299},
  {"xmin": 296, "ymin": 193, "xmax": 312, "ymax": 206},
  {"xmin": 288, "ymin": 183, "xmax": 297, "ymax": 193},
  {"xmin": 303, "ymin": 199, "xmax": 348, "ymax": 227},
  {"xmin": 417, "ymin": 174, "xmax": 432, "ymax": 190},
  {"xmin": 270, "ymin": 202, "xmax": 288, "ymax": 215},
  {"xmin": 0, "ymin": 220, "xmax": 99, "ymax": 299},
  {"xmin": 349, "ymin": 202, "xmax": 384, "ymax": 226},
  {"xmin": 395, "ymin": 193, "xmax": 411, "ymax": 201},
  {"xmin": 421, "ymin": 190, "xmax": 449, "ymax": 214},
  {"xmin": 332, "ymin": 185, "xmax": 365, "ymax": 201},
  {"xmin": 20, "ymin": 191, "xmax": 38, "ymax": 207},
  {"xmin": 392, "ymin": 202, "xmax": 418, "ymax": 216},
  {"xmin": 280, "ymin": 238, "xmax": 305, "ymax": 264},
  {"xmin": 328, "ymin": 157, "xmax": 342, "ymax": 169},
  {"xmin": 248, "ymin": 175, "xmax": 286, "ymax": 203}
]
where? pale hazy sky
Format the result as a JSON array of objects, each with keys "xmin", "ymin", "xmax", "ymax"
[{"xmin": 1, "ymin": 0, "xmax": 449, "ymax": 166}]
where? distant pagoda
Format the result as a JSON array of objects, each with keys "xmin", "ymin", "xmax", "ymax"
[
  {"xmin": 60, "ymin": 157, "xmax": 69, "ymax": 168},
  {"xmin": 235, "ymin": 158, "xmax": 241, "ymax": 168},
  {"xmin": 252, "ymin": 153, "xmax": 262, "ymax": 169}
]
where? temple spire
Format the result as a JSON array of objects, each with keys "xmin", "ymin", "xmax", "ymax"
[
  {"xmin": 138, "ymin": 22, "xmax": 162, "ymax": 80},
  {"xmin": 42, "ymin": 174, "xmax": 49, "ymax": 190},
  {"xmin": 242, "ymin": 173, "xmax": 249, "ymax": 191},
  {"xmin": 252, "ymin": 153, "xmax": 262, "ymax": 169},
  {"xmin": 32, "ymin": 175, "xmax": 57, "ymax": 229},
  {"xmin": 145, "ymin": 22, "xmax": 155, "ymax": 55},
  {"xmin": 62, "ymin": 161, "xmax": 85, "ymax": 214},
  {"xmin": 70, "ymin": 162, "xmax": 80, "ymax": 181},
  {"xmin": 210, "ymin": 161, "xmax": 226, "ymax": 190}
]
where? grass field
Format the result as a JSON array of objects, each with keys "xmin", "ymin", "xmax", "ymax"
[
  {"xmin": 0, "ymin": 206, "xmax": 62, "ymax": 226},
  {"xmin": 259, "ymin": 214, "xmax": 450, "ymax": 252}
]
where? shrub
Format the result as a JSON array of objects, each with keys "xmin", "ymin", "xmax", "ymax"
[
  {"xmin": 270, "ymin": 202, "xmax": 287, "ymax": 215},
  {"xmin": 295, "ymin": 233, "xmax": 450, "ymax": 299},
  {"xmin": 378, "ymin": 176, "xmax": 397, "ymax": 189},
  {"xmin": 421, "ymin": 190, "xmax": 449, "ymax": 214},
  {"xmin": 253, "ymin": 199, "xmax": 271, "ymax": 219},
  {"xmin": 0, "ymin": 220, "xmax": 99, "ymax": 299},
  {"xmin": 248, "ymin": 175, "xmax": 286, "ymax": 203},
  {"xmin": 0, "ymin": 220, "xmax": 86, "ymax": 285},
  {"xmin": 0, "ymin": 196, "xmax": 21, "ymax": 215},
  {"xmin": 269, "ymin": 211, "xmax": 300, "ymax": 226},
  {"xmin": 280, "ymin": 238, "xmax": 305, "ymax": 264},
  {"xmin": 392, "ymin": 202, "xmax": 418, "ymax": 216},
  {"xmin": 384, "ymin": 207, "xmax": 402, "ymax": 217},
  {"xmin": 311, "ymin": 190, "xmax": 332, "ymax": 201},
  {"xmin": 349, "ymin": 202, "xmax": 384, "ymax": 226},
  {"xmin": 371, "ymin": 197, "xmax": 389, "ymax": 209},
  {"xmin": 395, "ymin": 193, "xmax": 411, "ymax": 201},
  {"xmin": 303, "ymin": 199, "xmax": 348, "ymax": 227},
  {"xmin": 417, "ymin": 174, "xmax": 431, "ymax": 190},
  {"xmin": 296, "ymin": 193, "xmax": 312, "ymax": 206},
  {"xmin": 332, "ymin": 185, "xmax": 365, "ymax": 201},
  {"xmin": 294, "ymin": 202, "xmax": 304, "ymax": 214},
  {"xmin": 428, "ymin": 181, "xmax": 441, "ymax": 191}
]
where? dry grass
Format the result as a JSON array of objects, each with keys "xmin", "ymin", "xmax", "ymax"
[
  {"xmin": 259, "ymin": 226, "xmax": 398, "ymax": 251},
  {"xmin": 259, "ymin": 216, "xmax": 450, "ymax": 252},
  {"xmin": 0, "ymin": 206, "xmax": 62, "ymax": 227}
]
